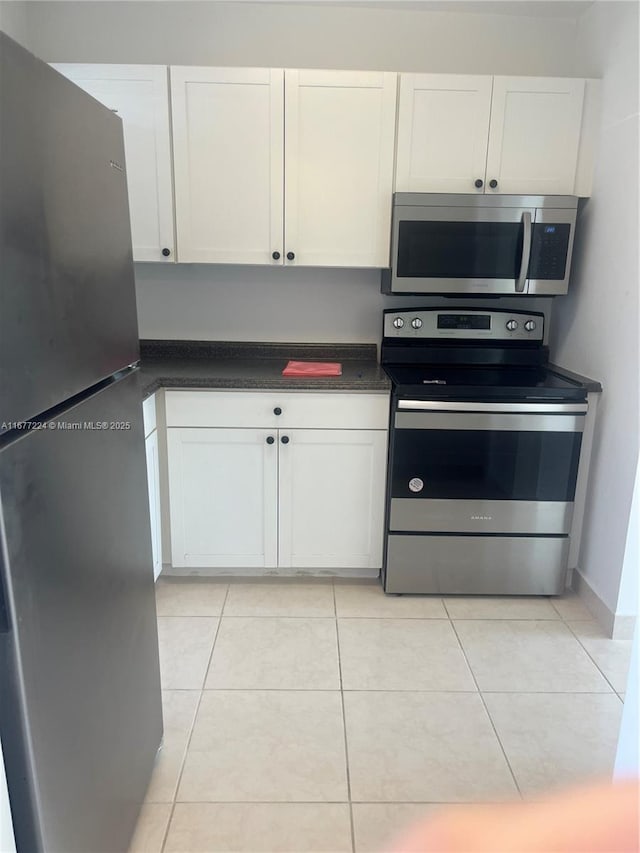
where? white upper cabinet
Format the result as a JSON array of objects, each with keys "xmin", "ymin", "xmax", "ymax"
[
  {"xmin": 395, "ymin": 74, "xmax": 493, "ymax": 194},
  {"xmin": 485, "ymin": 76, "xmax": 585, "ymax": 195},
  {"xmin": 52, "ymin": 64, "xmax": 175, "ymax": 262},
  {"xmin": 170, "ymin": 67, "xmax": 284, "ymax": 264},
  {"xmin": 171, "ymin": 67, "xmax": 397, "ymax": 267},
  {"xmin": 284, "ymin": 70, "xmax": 397, "ymax": 267},
  {"xmin": 396, "ymin": 73, "xmax": 588, "ymax": 196}
]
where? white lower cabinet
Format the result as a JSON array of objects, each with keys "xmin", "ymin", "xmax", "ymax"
[
  {"xmin": 143, "ymin": 394, "xmax": 163, "ymax": 580},
  {"xmin": 278, "ymin": 429, "xmax": 387, "ymax": 570},
  {"xmin": 145, "ymin": 429, "xmax": 163, "ymax": 580},
  {"xmin": 165, "ymin": 391, "xmax": 389, "ymax": 573},
  {"xmin": 167, "ymin": 428, "xmax": 278, "ymax": 569}
]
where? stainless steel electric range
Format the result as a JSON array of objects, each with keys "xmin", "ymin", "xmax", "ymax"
[{"xmin": 381, "ymin": 307, "xmax": 589, "ymax": 596}]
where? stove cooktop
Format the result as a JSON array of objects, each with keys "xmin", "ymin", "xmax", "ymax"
[{"xmin": 383, "ymin": 365, "xmax": 588, "ymax": 402}]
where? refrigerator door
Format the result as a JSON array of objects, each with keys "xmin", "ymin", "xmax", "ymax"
[
  {"xmin": 0, "ymin": 34, "xmax": 140, "ymax": 426},
  {"xmin": 0, "ymin": 370, "xmax": 162, "ymax": 853}
]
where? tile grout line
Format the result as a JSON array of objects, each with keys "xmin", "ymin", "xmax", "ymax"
[
  {"xmin": 163, "ymin": 799, "xmax": 518, "ymax": 805},
  {"xmin": 562, "ymin": 619, "xmax": 622, "ymax": 695},
  {"xmin": 333, "ymin": 581, "xmax": 356, "ymax": 853},
  {"xmin": 159, "ymin": 583, "xmax": 231, "ymax": 853},
  {"xmin": 190, "ymin": 687, "xmax": 616, "ymax": 694},
  {"xmin": 447, "ymin": 616, "xmax": 524, "ymax": 802}
]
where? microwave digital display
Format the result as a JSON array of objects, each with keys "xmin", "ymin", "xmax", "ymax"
[{"xmin": 438, "ymin": 314, "xmax": 491, "ymax": 330}]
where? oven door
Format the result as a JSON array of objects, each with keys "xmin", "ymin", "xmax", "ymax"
[{"xmin": 389, "ymin": 400, "xmax": 587, "ymax": 535}]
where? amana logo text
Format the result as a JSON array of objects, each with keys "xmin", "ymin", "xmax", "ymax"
[{"xmin": 471, "ymin": 515, "xmax": 493, "ymax": 521}]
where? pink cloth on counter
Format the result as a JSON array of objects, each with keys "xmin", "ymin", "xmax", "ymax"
[{"xmin": 282, "ymin": 361, "xmax": 343, "ymax": 376}]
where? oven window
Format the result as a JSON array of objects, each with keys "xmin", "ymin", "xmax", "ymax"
[
  {"xmin": 391, "ymin": 429, "xmax": 582, "ymax": 501},
  {"xmin": 397, "ymin": 220, "xmax": 523, "ymax": 279}
]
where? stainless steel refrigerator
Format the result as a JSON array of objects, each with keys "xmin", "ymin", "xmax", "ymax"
[{"xmin": 0, "ymin": 33, "xmax": 163, "ymax": 853}]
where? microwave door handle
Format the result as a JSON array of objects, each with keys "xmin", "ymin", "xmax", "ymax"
[{"xmin": 516, "ymin": 211, "xmax": 532, "ymax": 293}]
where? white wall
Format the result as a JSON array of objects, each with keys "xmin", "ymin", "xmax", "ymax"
[
  {"xmin": 26, "ymin": 1, "xmax": 579, "ymax": 74},
  {"xmin": 551, "ymin": 0, "xmax": 639, "ymax": 618},
  {"xmin": 617, "ymin": 462, "xmax": 639, "ymax": 617},
  {"xmin": 0, "ymin": 1, "xmax": 30, "ymax": 47},
  {"xmin": 136, "ymin": 263, "xmax": 553, "ymax": 344},
  {"xmin": 0, "ymin": 739, "xmax": 16, "ymax": 853},
  {"xmin": 614, "ymin": 625, "xmax": 639, "ymax": 779}
]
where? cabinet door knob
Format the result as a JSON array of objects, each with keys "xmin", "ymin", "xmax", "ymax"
[
  {"xmin": 273, "ymin": 407, "xmax": 282, "ymax": 416},
  {"xmin": 474, "ymin": 178, "xmax": 483, "ymax": 188},
  {"xmin": 286, "ymin": 251, "xmax": 295, "ymax": 261},
  {"xmin": 489, "ymin": 179, "xmax": 498, "ymax": 189},
  {"xmin": 281, "ymin": 435, "xmax": 290, "ymax": 444},
  {"xmin": 266, "ymin": 436, "xmax": 275, "ymax": 445},
  {"xmin": 272, "ymin": 251, "xmax": 280, "ymax": 260},
  {"xmin": 162, "ymin": 248, "xmax": 171, "ymax": 257}
]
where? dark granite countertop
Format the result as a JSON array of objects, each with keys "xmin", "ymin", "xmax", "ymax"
[
  {"xmin": 139, "ymin": 340, "xmax": 391, "ymax": 398},
  {"xmin": 547, "ymin": 363, "xmax": 603, "ymax": 394}
]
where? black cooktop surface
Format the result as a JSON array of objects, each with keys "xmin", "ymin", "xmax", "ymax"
[{"xmin": 384, "ymin": 365, "xmax": 588, "ymax": 402}]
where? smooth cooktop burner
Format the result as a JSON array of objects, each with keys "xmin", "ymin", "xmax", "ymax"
[{"xmin": 384, "ymin": 365, "xmax": 587, "ymax": 401}]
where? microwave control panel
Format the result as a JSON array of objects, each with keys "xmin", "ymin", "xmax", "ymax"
[
  {"xmin": 383, "ymin": 309, "xmax": 544, "ymax": 342},
  {"xmin": 528, "ymin": 223, "xmax": 571, "ymax": 280}
]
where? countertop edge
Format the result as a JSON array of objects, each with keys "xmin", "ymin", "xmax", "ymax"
[
  {"xmin": 547, "ymin": 363, "xmax": 603, "ymax": 394},
  {"xmin": 141, "ymin": 376, "xmax": 391, "ymax": 398}
]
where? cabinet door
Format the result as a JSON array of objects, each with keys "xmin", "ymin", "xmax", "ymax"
[
  {"xmin": 395, "ymin": 74, "xmax": 493, "ymax": 194},
  {"xmin": 486, "ymin": 77, "xmax": 585, "ymax": 195},
  {"xmin": 171, "ymin": 67, "xmax": 284, "ymax": 264},
  {"xmin": 167, "ymin": 428, "xmax": 278, "ymax": 569},
  {"xmin": 278, "ymin": 429, "xmax": 387, "ymax": 569},
  {"xmin": 284, "ymin": 70, "xmax": 397, "ymax": 267},
  {"xmin": 145, "ymin": 429, "xmax": 163, "ymax": 580},
  {"xmin": 51, "ymin": 64, "xmax": 175, "ymax": 262}
]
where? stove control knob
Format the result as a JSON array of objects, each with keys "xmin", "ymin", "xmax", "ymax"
[
  {"xmin": 524, "ymin": 320, "xmax": 537, "ymax": 332},
  {"xmin": 506, "ymin": 319, "xmax": 519, "ymax": 331},
  {"xmin": 393, "ymin": 317, "xmax": 404, "ymax": 329},
  {"xmin": 411, "ymin": 318, "xmax": 423, "ymax": 329}
]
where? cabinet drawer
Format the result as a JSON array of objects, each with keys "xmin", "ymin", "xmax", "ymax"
[
  {"xmin": 165, "ymin": 390, "xmax": 390, "ymax": 430},
  {"xmin": 143, "ymin": 394, "xmax": 157, "ymax": 438}
]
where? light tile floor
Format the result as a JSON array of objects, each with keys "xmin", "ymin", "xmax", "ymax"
[{"xmin": 129, "ymin": 579, "xmax": 632, "ymax": 853}]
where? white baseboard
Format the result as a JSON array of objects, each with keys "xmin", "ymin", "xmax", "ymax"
[
  {"xmin": 161, "ymin": 565, "xmax": 381, "ymax": 580},
  {"xmin": 571, "ymin": 567, "xmax": 637, "ymax": 640}
]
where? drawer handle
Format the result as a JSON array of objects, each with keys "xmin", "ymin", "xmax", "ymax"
[
  {"xmin": 273, "ymin": 407, "xmax": 282, "ymax": 416},
  {"xmin": 281, "ymin": 435, "xmax": 290, "ymax": 444},
  {"xmin": 266, "ymin": 436, "xmax": 275, "ymax": 445}
]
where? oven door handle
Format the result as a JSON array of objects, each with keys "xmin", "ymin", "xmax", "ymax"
[
  {"xmin": 516, "ymin": 211, "xmax": 532, "ymax": 293},
  {"xmin": 397, "ymin": 400, "xmax": 588, "ymax": 414},
  {"xmin": 395, "ymin": 410, "xmax": 585, "ymax": 432}
]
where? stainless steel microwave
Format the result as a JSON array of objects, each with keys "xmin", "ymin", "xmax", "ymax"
[{"xmin": 382, "ymin": 193, "xmax": 578, "ymax": 296}]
